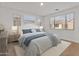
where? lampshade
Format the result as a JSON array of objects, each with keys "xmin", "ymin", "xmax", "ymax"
[{"xmin": 12, "ymin": 26, "xmax": 17, "ymax": 31}]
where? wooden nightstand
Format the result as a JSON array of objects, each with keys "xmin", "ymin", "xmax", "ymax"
[{"xmin": 8, "ymin": 33, "xmax": 20, "ymax": 43}]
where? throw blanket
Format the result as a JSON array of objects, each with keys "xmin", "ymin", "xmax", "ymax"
[{"xmin": 24, "ymin": 34, "xmax": 46, "ymax": 46}]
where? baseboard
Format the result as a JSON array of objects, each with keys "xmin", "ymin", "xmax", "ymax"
[{"xmin": 61, "ymin": 38, "xmax": 79, "ymax": 44}]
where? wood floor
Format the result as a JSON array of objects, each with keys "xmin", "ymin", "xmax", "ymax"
[
  {"xmin": 61, "ymin": 42, "xmax": 79, "ymax": 56},
  {"xmin": 7, "ymin": 41, "xmax": 18, "ymax": 56},
  {"xmin": 7, "ymin": 41, "xmax": 79, "ymax": 56}
]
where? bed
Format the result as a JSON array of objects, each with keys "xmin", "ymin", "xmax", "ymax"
[
  {"xmin": 15, "ymin": 40, "xmax": 71, "ymax": 56},
  {"xmin": 18, "ymin": 28, "xmax": 62, "ymax": 56}
]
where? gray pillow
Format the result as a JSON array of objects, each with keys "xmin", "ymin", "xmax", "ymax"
[
  {"xmin": 22, "ymin": 29, "xmax": 32, "ymax": 34},
  {"xmin": 35, "ymin": 29, "xmax": 41, "ymax": 32}
]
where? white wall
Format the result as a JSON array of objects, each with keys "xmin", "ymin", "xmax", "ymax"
[
  {"xmin": 1, "ymin": 4, "xmax": 79, "ymax": 43},
  {"xmin": 42, "ymin": 6, "xmax": 79, "ymax": 43},
  {"xmin": 0, "ymin": 5, "xmax": 43, "ymax": 33}
]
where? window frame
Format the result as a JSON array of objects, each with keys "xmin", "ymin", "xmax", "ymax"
[{"xmin": 50, "ymin": 12, "xmax": 75, "ymax": 30}]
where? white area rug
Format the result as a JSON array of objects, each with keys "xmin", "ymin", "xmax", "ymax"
[
  {"xmin": 42, "ymin": 41, "xmax": 71, "ymax": 56},
  {"xmin": 14, "ymin": 41, "xmax": 71, "ymax": 56}
]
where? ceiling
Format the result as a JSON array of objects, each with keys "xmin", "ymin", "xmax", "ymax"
[{"xmin": 1, "ymin": 2, "xmax": 79, "ymax": 16}]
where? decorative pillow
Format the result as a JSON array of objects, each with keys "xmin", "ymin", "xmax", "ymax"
[
  {"xmin": 22, "ymin": 29, "xmax": 32, "ymax": 34},
  {"xmin": 35, "ymin": 29, "xmax": 41, "ymax": 32},
  {"xmin": 31, "ymin": 28, "xmax": 42, "ymax": 33}
]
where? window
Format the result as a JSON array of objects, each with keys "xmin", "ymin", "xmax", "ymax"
[
  {"xmin": 13, "ymin": 16, "xmax": 21, "ymax": 26},
  {"xmin": 66, "ymin": 13, "xmax": 74, "ymax": 30},
  {"xmin": 50, "ymin": 13, "xmax": 74, "ymax": 30},
  {"xmin": 54, "ymin": 15, "xmax": 65, "ymax": 29},
  {"xmin": 13, "ymin": 16, "xmax": 21, "ymax": 34},
  {"xmin": 23, "ymin": 16, "xmax": 36, "ymax": 24}
]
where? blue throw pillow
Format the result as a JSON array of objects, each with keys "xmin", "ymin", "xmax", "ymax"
[{"xmin": 22, "ymin": 29, "xmax": 32, "ymax": 34}]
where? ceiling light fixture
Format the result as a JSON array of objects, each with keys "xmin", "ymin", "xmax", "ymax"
[{"xmin": 40, "ymin": 2, "xmax": 44, "ymax": 6}]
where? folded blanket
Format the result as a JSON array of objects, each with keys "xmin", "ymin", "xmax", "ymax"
[{"xmin": 24, "ymin": 34, "xmax": 46, "ymax": 46}]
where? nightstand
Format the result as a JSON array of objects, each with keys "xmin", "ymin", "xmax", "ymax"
[{"xmin": 8, "ymin": 33, "xmax": 20, "ymax": 43}]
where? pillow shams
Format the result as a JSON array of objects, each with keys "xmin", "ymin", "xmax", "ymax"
[{"xmin": 22, "ymin": 29, "xmax": 32, "ymax": 34}]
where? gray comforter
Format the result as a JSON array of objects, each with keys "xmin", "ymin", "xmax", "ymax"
[{"xmin": 18, "ymin": 32, "xmax": 60, "ymax": 56}]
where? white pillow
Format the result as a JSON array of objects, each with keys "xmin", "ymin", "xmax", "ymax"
[
  {"xmin": 31, "ymin": 28, "xmax": 43, "ymax": 33},
  {"xmin": 31, "ymin": 29, "xmax": 36, "ymax": 33}
]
